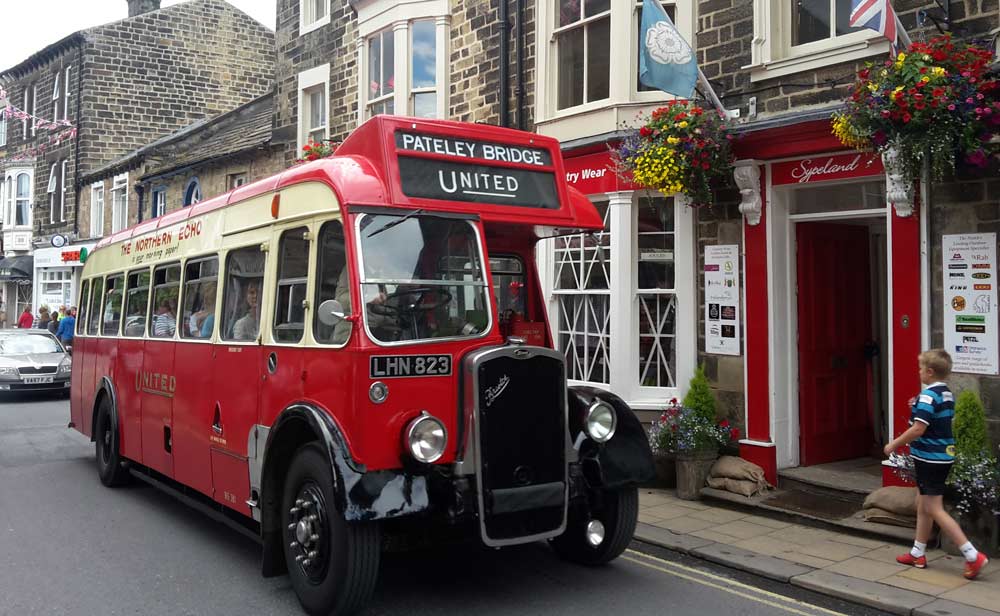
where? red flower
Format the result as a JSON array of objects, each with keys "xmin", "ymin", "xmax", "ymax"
[
  {"xmin": 639, "ymin": 126, "xmax": 652, "ymax": 137},
  {"xmin": 720, "ymin": 419, "xmax": 730, "ymax": 428},
  {"xmin": 731, "ymin": 428, "xmax": 741, "ymax": 440},
  {"xmin": 903, "ymin": 112, "xmax": 912, "ymax": 123}
]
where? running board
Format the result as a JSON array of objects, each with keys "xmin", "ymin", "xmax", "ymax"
[{"xmin": 128, "ymin": 465, "xmax": 262, "ymax": 545}]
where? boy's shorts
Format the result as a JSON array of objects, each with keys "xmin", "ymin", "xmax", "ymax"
[{"xmin": 914, "ymin": 460, "xmax": 952, "ymax": 496}]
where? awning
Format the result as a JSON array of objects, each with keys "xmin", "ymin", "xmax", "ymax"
[{"xmin": 0, "ymin": 256, "xmax": 33, "ymax": 281}]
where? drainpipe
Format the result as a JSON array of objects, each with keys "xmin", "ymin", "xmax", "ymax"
[
  {"xmin": 499, "ymin": 0, "xmax": 510, "ymax": 127},
  {"xmin": 515, "ymin": 0, "xmax": 525, "ymax": 130},
  {"xmin": 136, "ymin": 183, "xmax": 144, "ymax": 224}
]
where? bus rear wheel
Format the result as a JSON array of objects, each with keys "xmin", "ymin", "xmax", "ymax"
[
  {"xmin": 550, "ymin": 486, "xmax": 638, "ymax": 566},
  {"xmin": 281, "ymin": 443, "xmax": 380, "ymax": 616},
  {"xmin": 95, "ymin": 398, "xmax": 130, "ymax": 487}
]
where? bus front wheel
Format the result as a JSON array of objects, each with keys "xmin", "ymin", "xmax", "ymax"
[
  {"xmin": 281, "ymin": 443, "xmax": 380, "ymax": 616},
  {"xmin": 550, "ymin": 486, "xmax": 638, "ymax": 566},
  {"xmin": 95, "ymin": 398, "xmax": 130, "ymax": 487}
]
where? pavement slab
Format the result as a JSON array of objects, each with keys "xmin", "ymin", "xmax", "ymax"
[
  {"xmin": 864, "ymin": 545, "xmax": 948, "ymax": 565},
  {"xmin": 686, "ymin": 507, "xmax": 748, "ymax": 524},
  {"xmin": 915, "ymin": 599, "xmax": 1000, "ymax": 616},
  {"xmin": 634, "ymin": 522, "xmax": 714, "ymax": 554},
  {"xmin": 824, "ymin": 556, "xmax": 909, "ymax": 582},
  {"xmin": 939, "ymin": 581, "xmax": 1000, "ymax": 613},
  {"xmin": 643, "ymin": 503, "xmax": 699, "ymax": 520},
  {"xmin": 690, "ymin": 543, "xmax": 814, "ymax": 583},
  {"xmin": 791, "ymin": 570, "xmax": 935, "ymax": 616},
  {"xmin": 709, "ymin": 520, "xmax": 780, "ymax": 540},
  {"xmin": 795, "ymin": 539, "xmax": 875, "ymax": 562},
  {"xmin": 738, "ymin": 514, "xmax": 793, "ymax": 529},
  {"xmin": 657, "ymin": 515, "xmax": 718, "ymax": 534},
  {"xmin": 880, "ymin": 573, "xmax": 967, "ymax": 597}
]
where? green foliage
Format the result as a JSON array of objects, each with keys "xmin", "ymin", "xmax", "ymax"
[
  {"xmin": 683, "ymin": 364, "xmax": 716, "ymax": 423},
  {"xmin": 953, "ymin": 390, "xmax": 993, "ymax": 460}
]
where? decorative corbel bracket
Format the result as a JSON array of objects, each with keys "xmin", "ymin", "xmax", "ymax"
[
  {"xmin": 882, "ymin": 146, "xmax": 914, "ymax": 218},
  {"xmin": 733, "ymin": 160, "xmax": 763, "ymax": 226}
]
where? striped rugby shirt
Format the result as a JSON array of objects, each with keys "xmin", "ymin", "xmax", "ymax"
[{"xmin": 909, "ymin": 382, "xmax": 956, "ymax": 464}]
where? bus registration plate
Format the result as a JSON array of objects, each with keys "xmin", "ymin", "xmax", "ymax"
[{"xmin": 370, "ymin": 355, "xmax": 452, "ymax": 378}]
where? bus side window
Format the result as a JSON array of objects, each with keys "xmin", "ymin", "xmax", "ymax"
[
  {"xmin": 76, "ymin": 280, "xmax": 90, "ymax": 336},
  {"xmin": 222, "ymin": 247, "xmax": 265, "ymax": 342},
  {"xmin": 86, "ymin": 277, "xmax": 104, "ymax": 336},
  {"xmin": 151, "ymin": 263, "xmax": 181, "ymax": 338},
  {"xmin": 123, "ymin": 269, "xmax": 151, "ymax": 338},
  {"xmin": 273, "ymin": 227, "xmax": 309, "ymax": 343},
  {"xmin": 313, "ymin": 220, "xmax": 351, "ymax": 345},
  {"xmin": 102, "ymin": 274, "xmax": 124, "ymax": 336},
  {"xmin": 181, "ymin": 257, "xmax": 218, "ymax": 340}
]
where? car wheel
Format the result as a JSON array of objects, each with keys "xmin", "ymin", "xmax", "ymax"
[
  {"xmin": 282, "ymin": 442, "xmax": 380, "ymax": 616},
  {"xmin": 95, "ymin": 397, "xmax": 131, "ymax": 487},
  {"xmin": 550, "ymin": 486, "xmax": 638, "ymax": 566}
]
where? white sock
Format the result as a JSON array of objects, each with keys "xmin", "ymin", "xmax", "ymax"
[
  {"xmin": 911, "ymin": 541, "xmax": 927, "ymax": 558},
  {"xmin": 959, "ymin": 542, "xmax": 980, "ymax": 563}
]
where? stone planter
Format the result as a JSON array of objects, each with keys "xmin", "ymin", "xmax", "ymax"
[
  {"xmin": 941, "ymin": 501, "xmax": 999, "ymax": 558},
  {"xmin": 653, "ymin": 453, "xmax": 677, "ymax": 489},
  {"xmin": 676, "ymin": 449, "xmax": 718, "ymax": 500}
]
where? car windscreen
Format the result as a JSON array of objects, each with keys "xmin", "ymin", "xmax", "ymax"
[{"xmin": 0, "ymin": 335, "xmax": 63, "ymax": 355}]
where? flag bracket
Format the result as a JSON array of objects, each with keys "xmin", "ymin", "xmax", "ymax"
[{"xmin": 917, "ymin": 1, "xmax": 952, "ymax": 35}]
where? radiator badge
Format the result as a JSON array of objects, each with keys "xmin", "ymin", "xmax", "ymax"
[{"xmin": 484, "ymin": 374, "xmax": 511, "ymax": 408}]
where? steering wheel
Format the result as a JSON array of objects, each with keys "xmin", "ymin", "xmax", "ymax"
[{"xmin": 367, "ymin": 287, "xmax": 453, "ymax": 316}]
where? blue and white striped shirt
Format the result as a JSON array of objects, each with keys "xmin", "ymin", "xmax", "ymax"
[{"xmin": 909, "ymin": 382, "xmax": 955, "ymax": 464}]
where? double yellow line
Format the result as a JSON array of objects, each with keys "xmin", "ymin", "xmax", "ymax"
[{"xmin": 622, "ymin": 550, "xmax": 849, "ymax": 616}]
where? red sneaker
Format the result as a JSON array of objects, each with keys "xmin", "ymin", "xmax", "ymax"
[
  {"xmin": 964, "ymin": 553, "xmax": 989, "ymax": 580},
  {"xmin": 896, "ymin": 553, "xmax": 927, "ymax": 568}
]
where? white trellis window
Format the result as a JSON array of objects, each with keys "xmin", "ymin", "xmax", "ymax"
[
  {"xmin": 636, "ymin": 195, "xmax": 677, "ymax": 388},
  {"xmin": 553, "ymin": 199, "xmax": 611, "ymax": 384}
]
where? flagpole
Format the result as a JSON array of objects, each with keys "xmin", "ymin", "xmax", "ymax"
[
  {"xmin": 696, "ymin": 69, "xmax": 730, "ymax": 118},
  {"xmin": 894, "ymin": 13, "xmax": 912, "ymax": 48}
]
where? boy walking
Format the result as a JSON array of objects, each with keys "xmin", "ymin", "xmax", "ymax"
[{"xmin": 885, "ymin": 349, "xmax": 989, "ymax": 580}]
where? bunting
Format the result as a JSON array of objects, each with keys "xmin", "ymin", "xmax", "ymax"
[{"xmin": 0, "ymin": 85, "xmax": 78, "ymax": 165}]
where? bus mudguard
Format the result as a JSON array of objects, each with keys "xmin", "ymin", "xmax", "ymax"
[
  {"xmin": 567, "ymin": 386, "xmax": 656, "ymax": 488},
  {"xmin": 90, "ymin": 377, "xmax": 121, "ymax": 443}
]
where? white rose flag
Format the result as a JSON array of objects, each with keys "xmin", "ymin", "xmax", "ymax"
[{"xmin": 639, "ymin": 0, "xmax": 697, "ymax": 99}]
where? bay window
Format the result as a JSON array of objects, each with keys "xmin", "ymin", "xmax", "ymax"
[
  {"xmin": 555, "ymin": 0, "xmax": 610, "ymax": 110},
  {"xmin": 355, "ymin": 0, "xmax": 448, "ymax": 121}
]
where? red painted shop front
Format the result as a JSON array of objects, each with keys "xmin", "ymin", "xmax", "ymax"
[{"xmin": 734, "ymin": 120, "xmax": 922, "ymax": 487}]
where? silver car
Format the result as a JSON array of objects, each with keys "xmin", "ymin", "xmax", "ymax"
[{"xmin": 0, "ymin": 330, "xmax": 72, "ymax": 394}]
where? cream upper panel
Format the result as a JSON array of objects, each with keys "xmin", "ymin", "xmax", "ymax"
[{"xmin": 83, "ymin": 182, "xmax": 341, "ymax": 278}]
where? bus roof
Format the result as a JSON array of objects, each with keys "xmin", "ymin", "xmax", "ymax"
[{"xmin": 94, "ymin": 115, "xmax": 603, "ymax": 252}]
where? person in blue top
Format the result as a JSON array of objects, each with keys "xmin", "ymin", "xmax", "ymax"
[
  {"xmin": 56, "ymin": 307, "xmax": 76, "ymax": 346},
  {"xmin": 885, "ymin": 349, "xmax": 988, "ymax": 579}
]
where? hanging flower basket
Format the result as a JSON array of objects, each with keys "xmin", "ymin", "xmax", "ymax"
[
  {"xmin": 612, "ymin": 100, "xmax": 733, "ymax": 207},
  {"xmin": 832, "ymin": 34, "xmax": 999, "ymax": 183},
  {"xmin": 295, "ymin": 138, "xmax": 337, "ymax": 164}
]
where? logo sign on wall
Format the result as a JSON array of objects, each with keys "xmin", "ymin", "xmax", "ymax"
[
  {"xmin": 943, "ymin": 233, "xmax": 998, "ymax": 375},
  {"xmin": 705, "ymin": 244, "xmax": 740, "ymax": 356}
]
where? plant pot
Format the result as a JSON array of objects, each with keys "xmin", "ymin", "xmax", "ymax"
[
  {"xmin": 675, "ymin": 449, "xmax": 718, "ymax": 501},
  {"xmin": 653, "ymin": 452, "xmax": 677, "ymax": 489},
  {"xmin": 941, "ymin": 501, "xmax": 999, "ymax": 558}
]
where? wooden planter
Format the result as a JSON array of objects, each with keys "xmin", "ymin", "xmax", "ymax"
[
  {"xmin": 676, "ymin": 449, "xmax": 718, "ymax": 500},
  {"xmin": 653, "ymin": 453, "xmax": 677, "ymax": 489}
]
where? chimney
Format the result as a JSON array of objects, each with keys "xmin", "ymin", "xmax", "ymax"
[{"xmin": 127, "ymin": 0, "xmax": 161, "ymax": 17}]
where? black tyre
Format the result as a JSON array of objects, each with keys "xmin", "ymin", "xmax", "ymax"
[
  {"xmin": 95, "ymin": 397, "xmax": 130, "ymax": 487},
  {"xmin": 550, "ymin": 486, "xmax": 638, "ymax": 565},
  {"xmin": 282, "ymin": 443, "xmax": 380, "ymax": 616}
]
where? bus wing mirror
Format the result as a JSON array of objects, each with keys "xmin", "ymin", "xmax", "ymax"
[{"xmin": 317, "ymin": 299, "xmax": 347, "ymax": 326}]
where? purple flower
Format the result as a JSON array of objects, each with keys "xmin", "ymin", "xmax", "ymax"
[
  {"xmin": 872, "ymin": 130, "xmax": 888, "ymax": 147},
  {"xmin": 966, "ymin": 149, "xmax": 989, "ymax": 168}
]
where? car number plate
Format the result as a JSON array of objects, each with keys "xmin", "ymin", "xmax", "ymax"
[
  {"xmin": 370, "ymin": 354, "xmax": 452, "ymax": 378},
  {"xmin": 23, "ymin": 376, "xmax": 54, "ymax": 384}
]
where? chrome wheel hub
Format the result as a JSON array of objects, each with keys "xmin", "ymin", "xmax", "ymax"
[{"xmin": 286, "ymin": 484, "xmax": 328, "ymax": 581}]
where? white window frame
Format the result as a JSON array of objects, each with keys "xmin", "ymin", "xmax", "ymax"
[
  {"xmin": 22, "ymin": 88, "xmax": 29, "ymax": 138},
  {"xmin": 183, "ymin": 178, "xmax": 202, "ymax": 206},
  {"xmin": 534, "ymin": 1, "xmax": 695, "ymax": 141},
  {"xmin": 299, "ymin": 0, "xmax": 330, "ymax": 35},
  {"xmin": 152, "ymin": 188, "xmax": 166, "ymax": 217},
  {"xmin": 52, "ymin": 71, "xmax": 61, "ymax": 122},
  {"xmin": 90, "ymin": 182, "xmax": 105, "ymax": 238},
  {"xmin": 111, "ymin": 173, "xmax": 128, "ymax": 233},
  {"xmin": 747, "ymin": 0, "xmax": 890, "ymax": 82},
  {"xmin": 228, "ymin": 172, "xmax": 247, "ymax": 189},
  {"xmin": 354, "ymin": 0, "xmax": 450, "ymax": 123},
  {"xmin": 297, "ymin": 64, "xmax": 330, "ymax": 151},
  {"xmin": 63, "ymin": 66, "xmax": 72, "ymax": 121},
  {"xmin": 60, "ymin": 160, "xmax": 68, "ymax": 223},
  {"xmin": 47, "ymin": 162, "xmax": 59, "ymax": 225},
  {"xmin": 0, "ymin": 112, "xmax": 7, "ymax": 147},
  {"xmin": 10, "ymin": 170, "xmax": 32, "ymax": 228},
  {"xmin": 31, "ymin": 84, "xmax": 38, "ymax": 137}
]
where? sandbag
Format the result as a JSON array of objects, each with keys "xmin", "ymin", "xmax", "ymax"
[
  {"xmin": 709, "ymin": 456, "xmax": 771, "ymax": 491},
  {"xmin": 863, "ymin": 506, "xmax": 917, "ymax": 528},
  {"xmin": 707, "ymin": 476, "xmax": 764, "ymax": 497},
  {"xmin": 863, "ymin": 486, "xmax": 918, "ymax": 517}
]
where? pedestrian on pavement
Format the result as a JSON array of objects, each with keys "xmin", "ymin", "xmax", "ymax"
[
  {"xmin": 36, "ymin": 307, "xmax": 50, "ymax": 330},
  {"xmin": 885, "ymin": 348, "xmax": 989, "ymax": 580},
  {"xmin": 48, "ymin": 309, "xmax": 60, "ymax": 335},
  {"xmin": 56, "ymin": 307, "xmax": 76, "ymax": 346},
  {"xmin": 17, "ymin": 306, "xmax": 33, "ymax": 329}
]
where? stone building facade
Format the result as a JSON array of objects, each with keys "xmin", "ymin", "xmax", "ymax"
[{"xmin": 0, "ymin": 0, "xmax": 274, "ymax": 317}]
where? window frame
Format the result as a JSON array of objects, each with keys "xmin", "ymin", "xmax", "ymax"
[
  {"xmin": 313, "ymin": 219, "xmax": 352, "ymax": 347},
  {"xmin": 179, "ymin": 255, "xmax": 219, "ymax": 341},
  {"xmin": 101, "ymin": 273, "xmax": 125, "ymax": 337},
  {"xmin": 111, "ymin": 173, "xmax": 128, "ymax": 233},
  {"xmin": 299, "ymin": 0, "xmax": 330, "ymax": 35},
  {"xmin": 63, "ymin": 66, "xmax": 72, "ymax": 121},
  {"xmin": 221, "ymin": 245, "xmax": 267, "ymax": 344},
  {"xmin": 152, "ymin": 186, "xmax": 167, "ymax": 218},
  {"xmin": 552, "ymin": 1, "xmax": 611, "ymax": 111},
  {"xmin": 14, "ymin": 171, "xmax": 31, "ymax": 227},
  {"xmin": 52, "ymin": 71, "xmax": 61, "ymax": 120},
  {"xmin": 86, "ymin": 276, "xmax": 104, "ymax": 336},
  {"xmin": 59, "ymin": 160, "xmax": 67, "ymax": 223},
  {"xmin": 183, "ymin": 178, "xmax": 202, "ymax": 206},
  {"xmin": 227, "ymin": 173, "xmax": 247, "ymax": 190},
  {"xmin": 0, "ymin": 111, "xmax": 6, "ymax": 147},
  {"xmin": 31, "ymin": 84, "xmax": 38, "ymax": 137},
  {"xmin": 90, "ymin": 182, "xmax": 105, "ymax": 237},
  {"xmin": 272, "ymin": 226, "xmax": 311, "ymax": 345},
  {"xmin": 76, "ymin": 280, "xmax": 91, "ymax": 336},
  {"xmin": 297, "ymin": 64, "xmax": 330, "ymax": 151},
  {"xmin": 150, "ymin": 262, "xmax": 182, "ymax": 339},
  {"xmin": 122, "ymin": 268, "xmax": 152, "ymax": 339}
]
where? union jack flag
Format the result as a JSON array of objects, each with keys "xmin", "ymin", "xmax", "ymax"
[{"xmin": 849, "ymin": 0, "xmax": 899, "ymax": 53}]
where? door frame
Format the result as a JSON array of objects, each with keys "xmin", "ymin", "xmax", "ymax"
[{"xmin": 768, "ymin": 177, "xmax": 891, "ymax": 470}]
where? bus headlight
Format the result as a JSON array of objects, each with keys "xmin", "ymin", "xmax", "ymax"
[
  {"xmin": 404, "ymin": 412, "xmax": 447, "ymax": 463},
  {"xmin": 585, "ymin": 400, "xmax": 617, "ymax": 443}
]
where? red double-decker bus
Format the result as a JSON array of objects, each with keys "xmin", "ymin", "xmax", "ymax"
[{"xmin": 70, "ymin": 116, "xmax": 655, "ymax": 615}]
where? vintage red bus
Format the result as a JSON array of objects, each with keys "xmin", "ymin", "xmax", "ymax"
[{"xmin": 69, "ymin": 115, "xmax": 655, "ymax": 615}]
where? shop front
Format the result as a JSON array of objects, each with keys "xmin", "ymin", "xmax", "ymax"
[
  {"xmin": 732, "ymin": 120, "xmax": 924, "ymax": 487},
  {"xmin": 32, "ymin": 243, "xmax": 96, "ymax": 314},
  {"xmin": 0, "ymin": 255, "xmax": 34, "ymax": 327}
]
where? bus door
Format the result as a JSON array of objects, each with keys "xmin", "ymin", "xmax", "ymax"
[
  {"xmin": 142, "ymin": 264, "xmax": 182, "ymax": 479},
  {"xmin": 210, "ymin": 243, "xmax": 267, "ymax": 514},
  {"xmin": 168, "ymin": 259, "xmax": 217, "ymax": 496}
]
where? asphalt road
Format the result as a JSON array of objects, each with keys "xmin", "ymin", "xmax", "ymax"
[{"xmin": 0, "ymin": 393, "xmax": 888, "ymax": 616}]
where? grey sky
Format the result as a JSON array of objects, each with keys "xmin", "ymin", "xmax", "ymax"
[{"xmin": 0, "ymin": 0, "xmax": 277, "ymax": 72}]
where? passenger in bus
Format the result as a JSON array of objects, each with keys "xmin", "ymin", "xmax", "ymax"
[
  {"xmin": 232, "ymin": 281, "xmax": 261, "ymax": 341},
  {"xmin": 188, "ymin": 284, "xmax": 216, "ymax": 338},
  {"xmin": 152, "ymin": 299, "xmax": 177, "ymax": 337}
]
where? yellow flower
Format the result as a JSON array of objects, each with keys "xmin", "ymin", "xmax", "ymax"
[
  {"xmin": 920, "ymin": 76, "xmax": 930, "ymax": 84},
  {"xmin": 893, "ymin": 85, "xmax": 904, "ymax": 94},
  {"xmin": 678, "ymin": 121, "xmax": 688, "ymax": 128},
  {"xmin": 867, "ymin": 82, "xmax": 879, "ymax": 93},
  {"xmin": 932, "ymin": 66, "xmax": 946, "ymax": 77},
  {"xmin": 897, "ymin": 52, "xmax": 906, "ymax": 62}
]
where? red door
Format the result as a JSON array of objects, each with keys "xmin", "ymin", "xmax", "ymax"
[{"xmin": 796, "ymin": 222, "xmax": 873, "ymax": 466}]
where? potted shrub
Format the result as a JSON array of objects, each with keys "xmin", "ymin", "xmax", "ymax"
[{"xmin": 944, "ymin": 391, "xmax": 999, "ymax": 556}]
